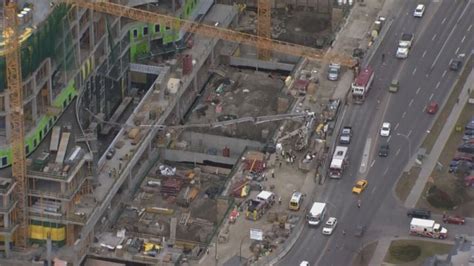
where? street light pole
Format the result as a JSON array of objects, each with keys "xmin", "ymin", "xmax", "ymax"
[{"xmin": 396, "ymin": 133, "xmax": 411, "ymax": 160}]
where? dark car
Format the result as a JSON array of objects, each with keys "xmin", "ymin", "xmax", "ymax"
[
  {"xmin": 443, "ymin": 214, "xmax": 465, "ymax": 225},
  {"xmin": 458, "ymin": 144, "xmax": 474, "ymax": 154},
  {"xmin": 378, "ymin": 144, "xmax": 389, "ymax": 157},
  {"xmin": 106, "ymin": 148, "xmax": 116, "ymax": 160},
  {"xmin": 354, "ymin": 225, "xmax": 366, "ymax": 237},
  {"xmin": 407, "ymin": 208, "xmax": 431, "ymax": 219},
  {"xmin": 464, "ymin": 129, "xmax": 474, "ymax": 135},
  {"xmin": 449, "ymin": 59, "xmax": 462, "ymax": 71}
]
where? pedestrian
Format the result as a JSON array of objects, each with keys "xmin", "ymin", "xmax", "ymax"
[
  {"xmin": 108, "ymin": 170, "xmax": 112, "ymax": 178},
  {"xmin": 279, "ymin": 161, "xmax": 282, "ymax": 168},
  {"xmin": 278, "ymin": 197, "xmax": 282, "ymax": 205},
  {"xmin": 382, "ymin": 53, "xmax": 385, "ymax": 62},
  {"xmin": 271, "ymin": 169, "xmax": 275, "ymax": 178},
  {"xmin": 357, "ymin": 199, "xmax": 361, "ymax": 208},
  {"xmin": 342, "ymin": 229, "xmax": 346, "ymax": 236}
]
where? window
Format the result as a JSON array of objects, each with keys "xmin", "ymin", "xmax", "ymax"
[
  {"xmin": 155, "ymin": 24, "xmax": 160, "ymax": 32},
  {"xmin": 165, "ymin": 25, "xmax": 171, "ymax": 31},
  {"xmin": 25, "ymin": 145, "xmax": 29, "ymax": 154},
  {"xmin": 49, "ymin": 119, "xmax": 53, "ymax": 128},
  {"xmin": 39, "ymin": 130, "xmax": 43, "ymax": 140},
  {"xmin": 143, "ymin": 26, "xmax": 148, "ymax": 36},
  {"xmin": 132, "ymin": 29, "xmax": 138, "ymax": 38},
  {"xmin": 1, "ymin": 157, "xmax": 7, "ymax": 167},
  {"xmin": 33, "ymin": 139, "xmax": 37, "ymax": 147}
]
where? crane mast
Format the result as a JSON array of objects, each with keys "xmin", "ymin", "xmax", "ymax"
[{"xmin": 4, "ymin": 2, "xmax": 29, "ymax": 248}]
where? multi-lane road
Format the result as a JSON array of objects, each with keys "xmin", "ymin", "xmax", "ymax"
[{"xmin": 279, "ymin": 1, "xmax": 474, "ymax": 265}]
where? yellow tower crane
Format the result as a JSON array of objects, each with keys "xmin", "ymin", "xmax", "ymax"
[
  {"xmin": 3, "ymin": 0, "xmax": 355, "ymax": 249},
  {"xmin": 3, "ymin": 1, "xmax": 29, "ymax": 248},
  {"xmin": 66, "ymin": 0, "xmax": 356, "ymax": 66}
]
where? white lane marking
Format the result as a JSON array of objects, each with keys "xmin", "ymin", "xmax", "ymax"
[
  {"xmin": 430, "ymin": 4, "xmax": 466, "ymax": 71},
  {"xmin": 409, "ymin": 99, "xmax": 414, "ymax": 106},
  {"xmin": 432, "ymin": 34, "xmax": 437, "ymax": 41},
  {"xmin": 412, "ymin": 68, "xmax": 417, "ymax": 75},
  {"xmin": 396, "ymin": 148, "xmax": 401, "ymax": 156},
  {"xmin": 359, "ymin": 138, "xmax": 372, "ymax": 174},
  {"xmin": 370, "ymin": 160, "xmax": 376, "ymax": 168},
  {"xmin": 387, "ymin": 136, "xmax": 392, "ymax": 143},
  {"xmin": 402, "ymin": 111, "xmax": 407, "ymax": 118},
  {"xmin": 407, "ymin": 130, "xmax": 413, "ymax": 137},
  {"xmin": 442, "ymin": 70, "xmax": 447, "ymax": 78},
  {"xmin": 422, "ymin": 51, "xmax": 427, "ymax": 58},
  {"xmin": 395, "ymin": 123, "xmax": 400, "ymax": 130},
  {"xmin": 371, "ymin": 186, "xmax": 377, "ymax": 195},
  {"xmin": 416, "ymin": 87, "xmax": 421, "ymax": 94},
  {"xmin": 429, "ymin": 93, "xmax": 434, "ymax": 101},
  {"xmin": 441, "ymin": 17, "xmax": 447, "ymax": 24},
  {"xmin": 468, "ymin": 25, "xmax": 473, "ymax": 32},
  {"xmin": 436, "ymin": 81, "xmax": 441, "ymax": 89},
  {"xmin": 461, "ymin": 36, "xmax": 466, "ymax": 43},
  {"xmin": 383, "ymin": 168, "xmax": 389, "ymax": 176},
  {"xmin": 455, "ymin": 47, "xmax": 460, "ymax": 54}
]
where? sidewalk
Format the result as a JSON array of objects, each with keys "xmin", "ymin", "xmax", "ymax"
[
  {"xmin": 404, "ymin": 70, "xmax": 474, "ymax": 209},
  {"xmin": 367, "ymin": 237, "xmax": 392, "ymax": 266}
]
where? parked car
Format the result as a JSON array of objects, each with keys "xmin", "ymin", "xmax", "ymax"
[
  {"xmin": 463, "ymin": 134, "xmax": 474, "ymax": 141},
  {"xmin": 452, "ymin": 156, "xmax": 473, "ymax": 162},
  {"xmin": 443, "ymin": 214, "xmax": 465, "ymax": 225},
  {"xmin": 464, "ymin": 129, "xmax": 474, "ymax": 135},
  {"xmin": 458, "ymin": 144, "xmax": 474, "ymax": 154},
  {"xmin": 327, "ymin": 63, "xmax": 341, "ymax": 81},
  {"xmin": 466, "ymin": 120, "xmax": 474, "ymax": 130},
  {"xmin": 106, "ymin": 148, "xmax": 116, "ymax": 160},
  {"xmin": 407, "ymin": 208, "xmax": 431, "ymax": 219}
]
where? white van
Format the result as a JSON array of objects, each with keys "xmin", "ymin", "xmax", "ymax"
[{"xmin": 307, "ymin": 202, "xmax": 327, "ymax": 226}]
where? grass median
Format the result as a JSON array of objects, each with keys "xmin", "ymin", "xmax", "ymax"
[
  {"xmin": 394, "ymin": 56, "xmax": 472, "ymax": 202},
  {"xmin": 384, "ymin": 240, "xmax": 452, "ymax": 265}
]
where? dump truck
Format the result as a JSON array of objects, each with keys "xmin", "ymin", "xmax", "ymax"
[
  {"xmin": 409, "ymin": 218, "xmax": 447, "ymax": 239},
  {"xmin": 396, "ymin": 33, "xmax": 414, "ymax": 59},
  {"xmin": 246, "ymin": 191, "xmax": 275, "ymax": 221}
]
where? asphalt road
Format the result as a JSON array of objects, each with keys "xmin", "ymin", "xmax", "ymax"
[{"xmin": 279, "ymin": 1, "xmax": 474, "ymax": 265}]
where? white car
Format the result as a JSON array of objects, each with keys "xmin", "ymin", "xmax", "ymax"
[
  {"xmin": 413, "ymin": 4, "xmax": 425, "ymax": 17},
  {"xmin": 380, "ymin": 122, "xmax": 391, "ymax": 137},
  {"xmin": 300, "ymin": 261, "xmax": 310, "ymax": 266},
  {"xmin": 322, "ymin": 217, "xmax": 338, "ymax": 235}
]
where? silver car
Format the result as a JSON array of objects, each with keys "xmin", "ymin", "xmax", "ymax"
[{"xmin": 327, "ymin": 63, "xmax": 341, "ymax": 81}]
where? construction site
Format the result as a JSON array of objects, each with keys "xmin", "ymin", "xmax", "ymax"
[{"xmin": 0, "ymin": 0, "xmax": 360, "ymax": 265}]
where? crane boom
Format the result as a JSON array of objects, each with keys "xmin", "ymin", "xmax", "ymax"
[
  {"xmin": 65, "ymin": 0, "xmax": 355, "ymax": 67},
  {"xmin": 4, "ymin": 2, "xmax": 29, "ymax": 248}
]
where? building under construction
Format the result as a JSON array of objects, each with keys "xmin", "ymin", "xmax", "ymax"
[{"xmin": 0, "ymin": 0, "xmax": 348, "ymax": 265}]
